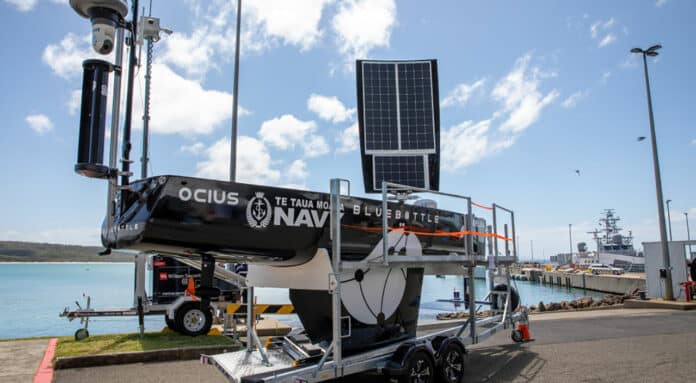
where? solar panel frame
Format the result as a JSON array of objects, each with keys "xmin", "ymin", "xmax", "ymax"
[
  {"xmin": 356, "ymin": 59, "xmax": 440, "ymax": 193},
  {"xmin": 360, "ymin": 61, "xmax": 437, "ymax": 154}
]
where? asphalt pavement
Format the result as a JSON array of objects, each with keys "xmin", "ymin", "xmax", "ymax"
[{"xmin": 54, "ymin": 309, "xmax": 696, "ymax": 383}]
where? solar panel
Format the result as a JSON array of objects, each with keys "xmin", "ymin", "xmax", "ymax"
[
  {"xmin": 363, "ymin": 63, "xmax": 398, "ymax": 151},
  {"xmin": 398, "ymin": 62, "xmax": 435, "ymax": 150},
  {"xmin": 357, "ymin": 59, "xmax": 440, "ymax": 193},
  {"xmin": 374, "ymin": 155, "xmax": 426, "ymax": 190}
]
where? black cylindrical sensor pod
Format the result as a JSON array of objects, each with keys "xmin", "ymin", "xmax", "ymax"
[{"xmin": 75, "ymin": 59, "xmax": 113, "ymax": 178}]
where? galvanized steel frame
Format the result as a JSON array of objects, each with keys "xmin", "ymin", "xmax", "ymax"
[{"xmin": 205, "ymin": 178, "xmax": 523, "ymax": 382}]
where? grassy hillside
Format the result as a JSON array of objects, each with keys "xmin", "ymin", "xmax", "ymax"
[{"xmin": 0, "ymin": 241, "xmax": 131, "ymax": 262}]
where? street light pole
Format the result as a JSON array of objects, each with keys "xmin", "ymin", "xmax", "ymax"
[
  {"xmin": 229, "ymin": 0, "xmax": 242, "ymax": 182},
  {"xmin": 686, "ymin": 212, "xmax": 692, "ymax": 260},
  {"xmin": 631, "ymin": 44, "xmax": 673, "ymax": 300},
  {"xmin": 569, "ymin": 224, "xmax": 573, "ymax": 266},
  {"xmin": 666, "ymin": 199, "xmax": 673, "ymax": 242}
]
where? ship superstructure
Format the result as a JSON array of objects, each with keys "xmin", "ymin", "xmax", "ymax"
[{"xmin": 588, "ymin": 209, "xmax": 645, "ymax": 272}]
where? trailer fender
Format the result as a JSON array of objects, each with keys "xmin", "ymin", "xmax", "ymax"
[
  {"xmin": 432, "ymin": 336, "xmax": 467, "ymax": 363},
  {"xmin": 382, "ymin": 341, "xmax": 435, "ymax": 377},
  {"xmin": 166, "ymin": 295, "xmax": 215, "ymax": 321}
]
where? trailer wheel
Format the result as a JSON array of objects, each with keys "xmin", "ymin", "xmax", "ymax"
[
  {"xmin": 74, "ymin": 328, "xmax": 89, "ymax": 341},
  {"xmin": 511, "ymin": 329, "xmax": 523, "ymax": 343},
  {"xmin": 400, "ymin": 351, "xmax": 434, "ymax": 383},
  {"xmin": 164, "ymin": 314, "xmax": 179, "ymax": 332},
  {"xmin": 438, "ymin": 343, "xmax": 464, "ymax": 383},
  {"xmin": 175, "ymin": 302, "xmax": 212, "ymax": 336}
]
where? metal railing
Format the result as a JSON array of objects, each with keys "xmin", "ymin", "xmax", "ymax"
[{"xmin": 233, "ymin": 178, "xmax": 520, "ymax": 380}]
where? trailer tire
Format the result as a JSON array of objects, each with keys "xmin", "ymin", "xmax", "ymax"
[
  {"xmin": 511, "ymin": 329, "xmax": 524, "ymax": 343},
  {"xmin": 175, "ymin": 302, "xmax": 212, "ymax": 337},
  {"xmin": 164, "ymin": 314, "xmax": 179, "ymax": 332},
  {"xmin": 74, "ymin": 328, "xmax": 89, "ymax": 341},
  {"xmin": 438, "ymin": 343, "xmax": 464, "ymax": 383},
  {"xmin": 399, "ymin": 351, "xmax": 435, "ymax": 383}
]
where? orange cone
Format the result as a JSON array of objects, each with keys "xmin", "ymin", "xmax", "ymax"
[
  {"xmin": 185, "ymin": 277, "xmax": 198, "ymax": 301},
  {"xmin": 516, "ymin": 307, "xmax": 533, "ymax": 341},
  {"xmin": 517, "ymin": 323, "xmax": 532, "ymax": 341}
]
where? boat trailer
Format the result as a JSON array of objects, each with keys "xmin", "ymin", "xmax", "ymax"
[{"xmin": 201, "ymin": 180, "xmax": 531, "ymax": 383}]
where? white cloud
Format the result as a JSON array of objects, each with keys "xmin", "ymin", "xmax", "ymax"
[
  {"xmin": 590, "ymin": 17, "xmax": 619, "ymax": 48},
  {"xmin": 602, "ymin": 17, "xmax": 615, "ymax": 29},
  {"xmin": 690, "ymin": 139, "xmax": 696, "ymax": 146},
  {"xmin": 281, "ymin": 183, "xmax": 309, "ymax": 190},
  {"xmin": 67, "ymin": 89, "xmax": 81, "ymax": 115},
  {"xmin": 165, "ymin": 0, "xmax": 333, "ymax": 78},
  {"xmin": 160, "ymin": 29, "xmax": 226, "ymax": 79},
  {"xmin": 259, "ymin": 115, "xmax": 316, "ymax": 150},
  {"xmin": 601, "ymin": 71, "xmax": 611, "ymax": 83},
  {"xmin": 25, "ymin": 114, "xmax": 53, "ymax": 135},
  {"xmin": 195, "ymin": 136, "xmax": 281, "ymax": 185},
  {"xmin": 258, "ymin": 114, "xmax": 329, "ymax": 157},
  {"xmin": 492, "ymin": 54, "xmax": 559, "ymax": 133},
  {"xmin": 43, "ymin": 34, "xmax": 246, "ymax": 138},
  {"xmin": 441, "ymin": 79, "xmax": 486, "ymax": 108},
  {"xmin": 3, "ymin": 0, "xmax": 36, "ymax": 11},
  {"xmin": 3, "ymin": 0, "xmax": 65, "ymax": 11},
  {"xmin": 656, "ymin": 0, "xmax": 668, "ymax": 7},
  {"xmin": 590, "ymin": 22, "xmax": 599, "ymax": 38},
  {"xmin": 287, "ymin": 159, "xmax": 309, "ymax": 180},
  {"xmin": 598, "ymin": 33, "xmax": 617, "ymax": 48},
  {"xmin": 245, "ymin": 0, "xmax": 333, "ymax": 51},
  {"xmin": 132, "ymin": 63, "xmax": 247, "ymax": 136},
  {"xmin": 304, "ymin": 135, "xmax": 330, "ymax": 158},
  {"xmin": 336, "ymin": 122, "xmax": 359, "ymax": 153},
  {"xmin": 442, "ymin": 54, "xmax": 558, "ymax": 171},
  {"xmin": 180, "ymin": 142, "xmax": 205, "ymax": 155},
  {"xmin": 43, "ymin": 33, "xmax": 118, "ymax": 80},
  {"xmin": 42, "ymin": 34, "xmax": 98, "ymax": 80},
  {"xmin": 561, "ymin": 90, "xmax": 587, "ymax": 108},
  {"xmin": 307, "ymin": 94, "xmax": 355, "ymax": 123},
  {"xmin": 332, "ymin": 0, "xmax": 396, "ymax": 69},
  {"xmin": 441, "ymin": 120, "xmax": 490, "ymax": 171}
]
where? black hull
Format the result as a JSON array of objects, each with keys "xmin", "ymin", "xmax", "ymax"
[
  {"xmin": 105, "ymin": 175, "xmax": 483, "ymax": 352},
  {"xmin": 290, "ymin": 268, "xmax": 423, "ymax": 353},
  {"xmin": 104, "ymin": 175, "xmax": 483, "ymax": 264}
]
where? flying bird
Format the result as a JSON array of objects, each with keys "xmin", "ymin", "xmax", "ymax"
[
  {"xmin": 637, "ymin": 136, "xmax": 646, "ymax": 141},
  {"xmin": 575, "ymin": 169, "xmax": 581, "ymax": 176}
]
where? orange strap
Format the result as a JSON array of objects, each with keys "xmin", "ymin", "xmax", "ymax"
[
  {"xmin": 342, "ymin": 224, "xmax": 512, "ymax": 241},
  {"xmin": 472, "ymin": 201, "xmax": 493, "ymax": 210}
]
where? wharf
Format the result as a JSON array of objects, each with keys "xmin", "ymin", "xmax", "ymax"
[
  {"xmin": 52, "ymin": 308, "xmax": 696, "ymax": 383},
  {"xmin": 541, "ymin": 270, "xmax": 645, "ymax": 295}
]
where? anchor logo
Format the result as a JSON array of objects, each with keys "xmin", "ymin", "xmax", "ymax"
[{"xmin": 246, "ymin": 192, "xmax": 272, "ymax": 229}]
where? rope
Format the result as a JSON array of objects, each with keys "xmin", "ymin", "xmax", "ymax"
[
  {"xmin": 341, "ymin": 224, "xmax": 512, "ymax": 241},
  {"xmin": 471, "ymin": 201, "xmax": 493, "ymax": 210}
]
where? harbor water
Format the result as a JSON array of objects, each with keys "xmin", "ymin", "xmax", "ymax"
[{"xmin": 0, "ymin": 263, "xmax": 605, "ymax": 339}]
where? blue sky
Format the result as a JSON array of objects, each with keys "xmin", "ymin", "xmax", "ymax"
[{"xmin": 0, "ymin": 0, "xmax": 694, "ymax": 259}]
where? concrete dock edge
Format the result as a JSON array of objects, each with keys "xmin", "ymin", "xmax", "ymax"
[
  {"xmin": 54, "ymin": 344, "xmax": 242, "ymax": 370},
  {"xmin": 624, "ymin": 299, "xmax": 696, "ymax": 310}
]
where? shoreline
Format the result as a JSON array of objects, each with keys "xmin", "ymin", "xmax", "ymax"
[{"xmin": 0, "ymin": 261, "xmax": 133, "ymax": 264}]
